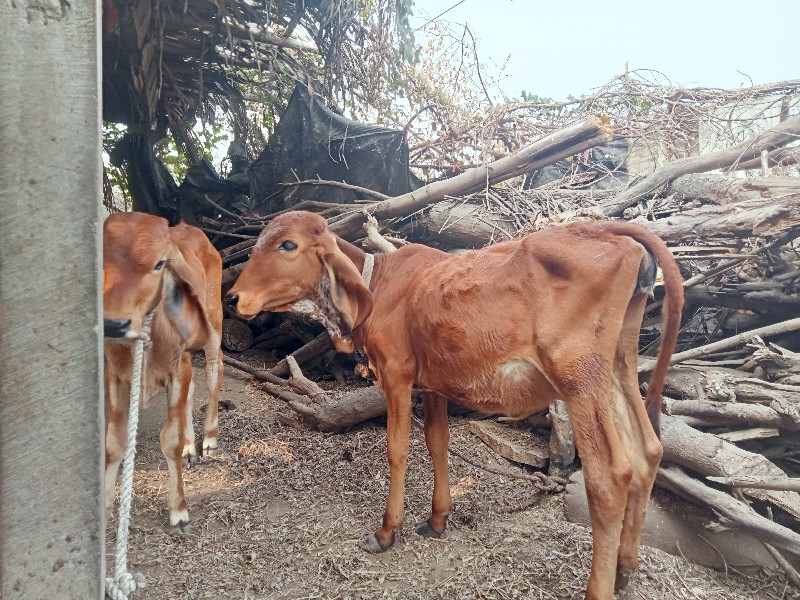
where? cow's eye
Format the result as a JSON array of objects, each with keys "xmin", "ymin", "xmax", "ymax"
[
  {"xmin": 153, "ymin": 259, "xmax": 166, "ymax": 271},
  {"xmin": 278, "ymin": 241, "xmax": 298, "ymax": 251}
]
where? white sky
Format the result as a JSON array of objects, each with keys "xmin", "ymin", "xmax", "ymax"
[{"xmin": 411, "ymin": 0, "xmax": 798, "ymax": 101}]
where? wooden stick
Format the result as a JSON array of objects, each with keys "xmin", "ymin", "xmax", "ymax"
[
  {"xmin": 706, "ymin": 475, "xmax": 800, "ymax": 493},
  {"xmin": 639, "ymin": 316, "xmax": 800, "ymax": 373}
]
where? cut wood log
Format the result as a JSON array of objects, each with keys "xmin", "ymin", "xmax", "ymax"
[
  {"xmin": 565, "ymin": 470, "xmax": 780, "ymax": 572},
  {"xmin": 547, "ymin": 400, "xmax": 575, "ymax": 479},
  {"xmin": 660, "ymin": 415, "xmax": 800, "ymax": 520},
  {"xmin": 657, "ymin": 464, "xmax": 800, "ymax": 559},
  {"xmin": 396, "ymin": 199, "xmax": 517, "ymax": 248},
  {"xmin": 269, "ymin": 332, "xmax": 334, "ymax": 378},
  {"xmin": 467, "ymin": 420, "xmax": 549, "ymax": 468},
  {"xmin": 329, "ymin": 115, "xmax": 614, "ymax": 240},
  {"xmin": 638, "ymin": 193, "xmax": 800, "ymax": 245},
  {"xmin": 743, "ymin": 337, "xmax": 800, "ymax": 385},
  {"xmin": 666, "ymin": 174, "xmax": 800, "ymax": 206},
  {"xmin": 600, "ymin": 112, "xmax": 800, "ymax": 216},
  {"xmin": 663, "ymin": 398, "xmax": 800, "ymax": 429},
  {"xmin": 279, "ymin": 385, "xmax": 388, "ymax": 433}
]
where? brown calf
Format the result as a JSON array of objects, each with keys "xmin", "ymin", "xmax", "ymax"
[
  {"xmin": 227, "ymin": 210, "xmax": 683, "ymax": 599},
  {"xmin": 103, "ymin": 212, "xmax": 223, "ymax": 529}
]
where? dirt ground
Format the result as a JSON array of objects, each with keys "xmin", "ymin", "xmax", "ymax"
[{"xmin": 106, "ymin": 351, "xmax": 800, "ymax": 600}]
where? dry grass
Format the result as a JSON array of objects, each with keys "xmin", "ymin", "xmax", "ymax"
[{"xmin": 106, "ymin": 357, "xmax": 800, "ymax": 600}]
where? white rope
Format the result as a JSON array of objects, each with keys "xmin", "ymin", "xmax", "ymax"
[
  {"xmin": 361, "ymin": 252, "xmax": 375, "ymax": 288},
  {"xmin": 105, "ymin": 311, "xmax": 154, "ymax": 600}
]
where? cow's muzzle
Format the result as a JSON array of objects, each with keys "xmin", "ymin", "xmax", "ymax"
[{"xmin": 104, "ymin": 318, "xmax": 131, "ymax": 338}]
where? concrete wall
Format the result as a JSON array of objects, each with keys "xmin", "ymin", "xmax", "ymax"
[{"xmin": 0, "ymin": 1, "xmax": 104, "ymax": 598}]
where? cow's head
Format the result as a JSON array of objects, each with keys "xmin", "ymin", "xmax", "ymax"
[
  {"xmin": 226, "ymin": 211, "xmax": 372, "ymax": 353},
  {"xmin": 103, "ymin": 212, "xmax": 209, "ymax": 348}
]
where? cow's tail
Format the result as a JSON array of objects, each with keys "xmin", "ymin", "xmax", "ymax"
[{"xmin": 598, "ymin": 221, "xmax": 684, "ymax": 437}]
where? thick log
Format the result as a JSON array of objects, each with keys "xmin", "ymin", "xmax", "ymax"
[
  {"xmin": 663, "ymin": 398, "xmax": 800, "ymax": 429},
  {"xmin": 657, "ymin": 465, "xmax": 800, "ymax": 559},
  {"xmin": 397, "ymin": 199, "xmax": 517, "ymax": 248},
  {"xmin": 660, "ymin": 415, "xmax": 800, "ymax": 520},
  {"xmin": 662, "ymin": 364, "xmax": 800, "ymax": 406},
  {"xmin": 269, "ymin": 332, "xmax": 334, "ymax": 378},
  {"xmin": 638, "ymin": 193, "xmax": 800, "ymax": 245},
  {"xmin": 282, "ymin": 385, "xmax": 388, "ymax": 433},
  {"xmin": 743, "ymin": 337, "xmax": 800, "ymax": 385},
  {"xmin": 684, "ymin": 285, "xmax": 800, "ymax": 316},
  {"xmin": 329, "ymin": 115, "xmax": 614, "ymax": 240},
  {"xmin": 548, "ymin": 400, "xmax": 576, "ymax": 479},
  {"xmin": 666, "ymin": 174, "xmax": 800, "ymax": 205},
  {"xmin": 601, "ymin": 113, "xmax": 800, "ymax": 216}
]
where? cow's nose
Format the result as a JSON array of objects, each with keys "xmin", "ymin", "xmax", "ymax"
[
  {"xmin": 104, "ymin": 319, "xmax": 131, "ymax": 338},
  {"xmin": 225, "ymin": 294, "xmax": 239, "ymax": 310}
]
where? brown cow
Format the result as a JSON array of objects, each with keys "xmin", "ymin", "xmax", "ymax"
[
  {"xmin": 227, "ymin": 210, "xmax": 683, "ymax": 599},
  {"xmin": 103, "ymin": 212, "xmax": 224, "ymax": 529}
]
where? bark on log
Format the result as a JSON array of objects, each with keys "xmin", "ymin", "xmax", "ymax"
[
  {"xmin": 663, "ymin": 398, "xmax": 800, "ymax": 429},
  {"xmin": 281, "ymin": 385, "xmax": 388, "ymax": 433},
  {"xmin": 548, "ymin": 400, "xmax": 576, "ymax": 479},
  {"xmin": 666, "ymin": 174, "xmax": 800, "ymax": 205},
  {"xmin": 269, "ymin": 332, "xmax": 334, "ymax": 378},
  {"xmin": 662, "ymin": 365, "xmax": 800, "ymax": 406},
  {"xmin": 637, "ymin": 193, "xmax": 800, "ymax": 245},
  {"xmin": 397, "ymin": 199, "xmax": 517, "ymax": 248},
  {"xmin": 656, "ymin": 465, "xmax": 800, "ymax": 559},
  {"xmin": 660, "ymin": 415, "xmax": 800, "ymax": 520},
  {"xmin": 329, "ymin": 115, "xmax": 614, "ymax": 240},
  {"xmin": 706, "ymin": 475, "xmax": 800, "ymax": 493},
  {"xmin": 600, "ymin": 113, "xmax": 800, "ymax": 216}
]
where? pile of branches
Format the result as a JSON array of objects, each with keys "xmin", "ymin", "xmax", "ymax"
[{"xmin": 211, "ymin": 101, "xmax": 800, "ymax": 583}]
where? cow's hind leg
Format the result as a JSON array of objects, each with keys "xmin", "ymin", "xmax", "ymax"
[
  {"xmin": 558, "ymin": 352, "xmax": 632, "ymax": 600},
  {"xmin": 182, "ymin": 377, "xmax": 198, "ymax": 468},
  {"xmin": 612, "ymin": 294, "xmax": 663, "ymax": 591},
  {"xmin": 201, "ymin": 335, "xmax": 223, "ymax": 456},
  {"xmin": 162, "ymin": 353, "xmax": 192, "ymax": 530},
  {"xmin": 416, "ymin": 392, "xmax": 452, "ymax": 538}
]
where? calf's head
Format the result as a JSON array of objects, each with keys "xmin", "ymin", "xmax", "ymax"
[
  {"xmin": 227, "ymin": 211, "xmax": 372, "ymax": 353},
  {"xmin": 103, "ymin": 212, "xmax": 210, "ymax": 348}
]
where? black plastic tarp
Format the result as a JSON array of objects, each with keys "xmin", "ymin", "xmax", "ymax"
[
  {"xmin": 249, "ymin": 83, "xmax": 423, "ymax": 215},
  {"xmin": 524, "ymin": 138, "xmax": 630, "ymax": 191}
]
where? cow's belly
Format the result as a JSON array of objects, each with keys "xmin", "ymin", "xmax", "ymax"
[{"xmin": 421, "ymin": 359, "xmax": 559, "ymax": 418}]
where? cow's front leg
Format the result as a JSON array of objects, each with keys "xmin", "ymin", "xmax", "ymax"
[
  {"xmin": 359, "ymin": 376, "xmax": 414, "ymax": 553},
  {"xmin": 104, "ymin": 376, "xmax": 130, "ymax": 517},
  {"xmin": 415, "ymin": 391, "xmax": 451, "ymax": 538}
]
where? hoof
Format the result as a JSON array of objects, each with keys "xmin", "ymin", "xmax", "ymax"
[
  {"xmin": 415, "ymin": 521, "xmax": 445, "ymax": 539},
  {"xmin": 171, "ymin": 520, "xmax": 191, "ymax": 535},
  {"xmin": 615, "ymin": 566, "xmax": 635, "ymax": 591},
  {"xmin": 183, "ymin": 453, "xmax": 199, "ymax": 469},
  {"xmin": 358, "ymin": 532, "xmax": 393, "ymax": 554},
  {"xmin": 202, "ymin": 445, "xmax": 225, "ymax": 458}
]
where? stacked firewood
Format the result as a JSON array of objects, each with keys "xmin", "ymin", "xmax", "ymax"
[{"xmin": 210, "ymin": 112, "xmax": 800, "ymax": 582}]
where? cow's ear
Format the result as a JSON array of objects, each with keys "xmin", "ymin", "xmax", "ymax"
[
  {"xmin": 318, "ymin": 240, "xmax": 373, "ymax": 353},
  {"xmin": 163, "ymin": 242, "xmax": 210, "ymax": 350}
]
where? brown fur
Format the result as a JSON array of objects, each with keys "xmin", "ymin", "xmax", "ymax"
[
  {"xmin": 229, "ymin": 211, "xmax": 683, "ymax": 600},
  {"xmin": 103, "ymin": 212, "xmax": 224, "ymax": 528}
]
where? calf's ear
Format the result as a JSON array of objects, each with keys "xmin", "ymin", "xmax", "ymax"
[
  {"xmin": 163, "ymin": 242, "xmax": 211, "ymax": 350},
  {"xmin": 320, "ymin": 249, "xmax": 373, "ymax": 353}
]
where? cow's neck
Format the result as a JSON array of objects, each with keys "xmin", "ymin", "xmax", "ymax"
[{"xmin": 334, "ymin": 235, "xmax": 383, "ymax": 288}]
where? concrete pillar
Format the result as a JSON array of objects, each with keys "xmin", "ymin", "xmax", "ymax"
[{"xmin": 0, "ymin": 0, "xmax": 104, "ymax": 598}]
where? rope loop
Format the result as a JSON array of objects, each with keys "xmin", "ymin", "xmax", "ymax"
[{"xmin": 105, "ymin": 311, "xmax": 154, "ymax": 599}]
